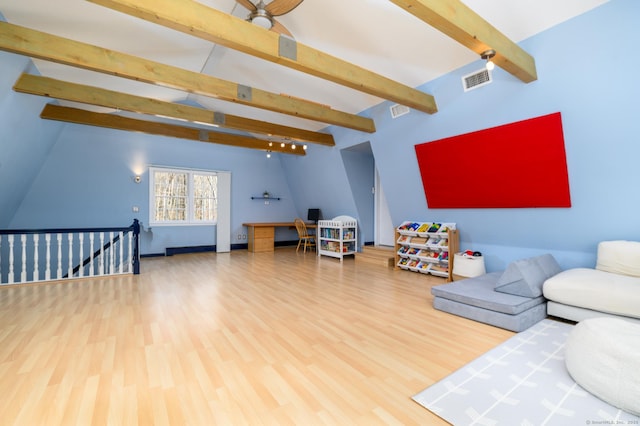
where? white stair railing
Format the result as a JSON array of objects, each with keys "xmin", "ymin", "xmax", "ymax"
[{"xmin": 0, "ymin": 220, "xmax": 141, "ymax": 285}]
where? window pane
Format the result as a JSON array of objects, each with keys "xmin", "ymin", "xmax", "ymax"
[
  {"xmin": 193, "ymin": 174, "xmax": 217, "ymax": 222},
  {"xmin": 154, "ymin": 171, "xmax": 188, "ymax": 222}
]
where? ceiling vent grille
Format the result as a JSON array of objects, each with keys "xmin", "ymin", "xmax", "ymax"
[
  {"xmin": 390, "ymin": 104, "xmax": 410, "ymax": 119},
  {"xmin": 462, "ymin": 68, "xmax": 492, "ymax": 92}
]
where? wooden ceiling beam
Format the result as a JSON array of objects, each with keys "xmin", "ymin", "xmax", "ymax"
[
  {"xmin": 13, "ymin": 74, "xmax": 335, "ymax": 146},
  {"xmin": 40, "ymin": 104, "xmax": 306, "ymax": 155},
  {"xmin": 87, "ymin": 0, "xmax": 438, "ymax": 114},
  {"xmin": 388, "ymin": 0, "xmax": 537, "ymax": 83},
  {"xmin": 0, "ymin": 21, "xmax": 374, "ymax": 133}
]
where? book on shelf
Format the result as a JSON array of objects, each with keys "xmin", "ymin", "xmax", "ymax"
[{"xmin": 427, "ymin": 223, "xmax": 441, "ymax": 233}]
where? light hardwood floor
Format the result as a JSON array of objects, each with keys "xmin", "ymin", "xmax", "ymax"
[{"xmin": 0, "ymin": 248, "xmax": 513, "ymax": 425}]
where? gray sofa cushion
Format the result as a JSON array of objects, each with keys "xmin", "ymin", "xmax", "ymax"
[
  {"xmin": 494, "ymin": 253, "xmax": 562, "ymax": 297},
  {"xmin": 431, "ymin": 272, "xmax": 545, "ymax": 315},
  {"xmin": 433, "ymin": 296, "xmax": 547, "ymax": 332}
]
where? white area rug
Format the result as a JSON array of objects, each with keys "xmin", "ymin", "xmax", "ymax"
[{"xmin": 413, "ymin": 319, "xmax": 640, "ymax": 425}]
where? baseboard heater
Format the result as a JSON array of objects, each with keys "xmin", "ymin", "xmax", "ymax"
[
  {"xmin": 142, "ymin": 240, "xmax": 303, "ymax": 258},
  {"xmin": 165, "ymin": 245, "xmax": 216, "ymax": 256}
]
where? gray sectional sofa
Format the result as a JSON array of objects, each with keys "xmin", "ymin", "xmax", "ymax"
[{"xmin": 431, "ymin": 254, "xmax": 562, "ymax": 332}]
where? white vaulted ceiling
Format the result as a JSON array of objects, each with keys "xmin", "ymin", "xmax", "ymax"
[{"xmin": 0, "ymin": 0, "xmax": 609, "ymax": 136}]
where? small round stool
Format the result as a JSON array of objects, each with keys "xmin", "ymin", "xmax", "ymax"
[{"xmin": 564, "ymin": 317, "xmax": 640, "ymax": 416}]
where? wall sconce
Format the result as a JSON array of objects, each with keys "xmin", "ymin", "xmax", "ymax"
[
  {"xmin": 134, "ymin": 175, "xmax": 141, "ymax": 184},
  {"xmin": 481, "ymin": 49, "xmax": 496, "ymax": 71}
]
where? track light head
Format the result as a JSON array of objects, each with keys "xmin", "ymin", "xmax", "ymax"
[{"xmin": 481, "ymin": 49, "xmax": 496, "ymax": 71}]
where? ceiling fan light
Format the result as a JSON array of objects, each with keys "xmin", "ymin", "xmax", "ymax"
[{"xmin": 250, "ymin": 14, "xmax": 273, "ymax": 30}]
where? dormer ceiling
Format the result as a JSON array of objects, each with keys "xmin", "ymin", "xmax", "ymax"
[{"xmin": 0, "ymin": 0, "xmax": 609, "ymax": 152}]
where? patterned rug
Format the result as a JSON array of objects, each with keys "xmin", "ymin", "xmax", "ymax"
[{"xmin": 413, "ymin": 319, "xmax": 640, "ymax": 425}]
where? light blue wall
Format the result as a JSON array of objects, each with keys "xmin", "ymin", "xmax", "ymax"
[
  {"xmin": 282, "ymin": 0, "xmax": 640, "ymax": 271},
  {"xmin": 2, "ymin": 0, "xmax": 638, "ymax": 268},
  {"xmin": 0, "ymin": 51, "xmax": 63, "ymax": 227},
  {"xmin": 280, "ymin": 142, "xmax": 360, "ymax": 222},
  {"xmin": 7, "ymin": 119, "xmax": 300, "ymax": 255}
]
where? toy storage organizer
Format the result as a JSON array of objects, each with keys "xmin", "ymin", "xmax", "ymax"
[{"xmin": 394, "ymin": 221, "xmax": 459, "ymax": 281}]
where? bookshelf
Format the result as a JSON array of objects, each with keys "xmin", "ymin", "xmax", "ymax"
[{"xmin": 317, "ymin": 216, "xmax": 357, "ymax": 262}]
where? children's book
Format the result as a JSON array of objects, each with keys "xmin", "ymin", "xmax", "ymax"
[{"xmin": 427, "ymin": 223, "xmax": 441, "ymax": 233}]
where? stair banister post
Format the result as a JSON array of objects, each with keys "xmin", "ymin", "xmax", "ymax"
[{"xmin": 132, "ymin": 219, "xmax": 140, "ymax": 275}]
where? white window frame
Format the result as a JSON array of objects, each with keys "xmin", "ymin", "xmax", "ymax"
[{"xmin": 149, "ymin": 166, "xmax": 218, "ymax": 226}]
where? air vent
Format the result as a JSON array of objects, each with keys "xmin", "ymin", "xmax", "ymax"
[
  {"xmin": 462, "ymin": 68, "xmax": 492, "ymax": 92},
  {"xmin": 390, "ymin": 104, "xmax": 410, "ymax": 119}
]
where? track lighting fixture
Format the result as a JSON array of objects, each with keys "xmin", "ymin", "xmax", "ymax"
[{"xmin": 481, "ymin": 49, "xmax": 496, "ymax": 71}]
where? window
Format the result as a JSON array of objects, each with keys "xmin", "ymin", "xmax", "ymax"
[{"xmin": 149, "ymin": 167, "xmax": 217, "ymax": 226}]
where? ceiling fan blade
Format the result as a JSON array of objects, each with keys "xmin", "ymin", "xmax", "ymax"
[
  {"xmin": 270, "ymin": 19, "xmax": 293, "ymax": 38},
  {"xmin": 265, "ymin": 0, "xmax": 303, "ymax": 17},
  {"xmin": 236, "ymin": 0, "xmax": 257, "ymax": 12}
]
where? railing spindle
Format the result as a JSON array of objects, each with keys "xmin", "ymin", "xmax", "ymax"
[
  {"xmin": 128, "ymin": 231, "xmax": 133, "ymax": 273},
  {"xmin": 109, "ymin": 232, "xmax": 115, "ymax": 274},
  {"xmin": 57, "ymin": 233, "xmax": 62, "ymax": 279},
  {"xmin": 45, "ymin": 234, "xmax": 51, "ymax": 280},
  {"xmin": 33, "ymin": 234, "xmax": 40, "ymax": 282},
  {"xmin": 118, "ymin": 231, "xmax": 124, "ymax": 273},
  {"xmin": 78, "ymin": 233, "xmax": 84, "ymax": 277},
  {"xmin": 21, "ymin": 234, "xmax": 27, "ymax": 283},
  {"xmin": 89, "ymin": 232, "xmax": 95, "ymax": 277},
  {"xmin": 8, "ymin": 235, "xmax": 15, "ymax": 284},
  {"xmin": 99, "ymin": 232, "xmax": 105, "ymax": 276},
  {"xmin": 67, "ymin": 233, "xmax": 73, "ymax": 278}
]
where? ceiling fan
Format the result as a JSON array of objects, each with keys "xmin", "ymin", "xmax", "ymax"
[{"xmin": 236, "ymin": 0, "xmax": 303, "ymax": 37}]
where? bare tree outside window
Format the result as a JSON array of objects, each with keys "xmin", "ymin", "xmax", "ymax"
[
  {"xmin": 193, "ymin": 174, "xmax": 217, "ymax": 222},
  {"xmin": 150, "ymin": 167, "xmax": 217, "ymax": 225}
]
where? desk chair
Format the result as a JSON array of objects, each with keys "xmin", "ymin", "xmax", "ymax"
[{"xmin": 294, "ymin": 218, "xmax": 316, "ymax": 253}]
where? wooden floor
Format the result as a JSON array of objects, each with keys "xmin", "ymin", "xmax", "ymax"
[{"xmin": 0, "ymin": 248, "xmax": 513, "ymax": 425}]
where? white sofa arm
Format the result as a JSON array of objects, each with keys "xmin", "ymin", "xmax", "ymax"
[{"xmin": 596, "ymin": 240, "xmax": 640, "ymax": 278}]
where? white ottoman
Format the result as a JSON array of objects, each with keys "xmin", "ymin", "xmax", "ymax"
[{"xmin": 565, "ymin": 317, "xmax": 640, "ymax": 416}]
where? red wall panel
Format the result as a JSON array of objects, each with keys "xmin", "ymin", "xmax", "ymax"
[{"xmin": 415, "ymin": 112, "xmax": 571, "ymax": 208}]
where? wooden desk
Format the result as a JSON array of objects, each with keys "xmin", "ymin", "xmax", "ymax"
[{"xmin": 243, "ymin": 222, "xmax": 316, "ymax": 253}]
